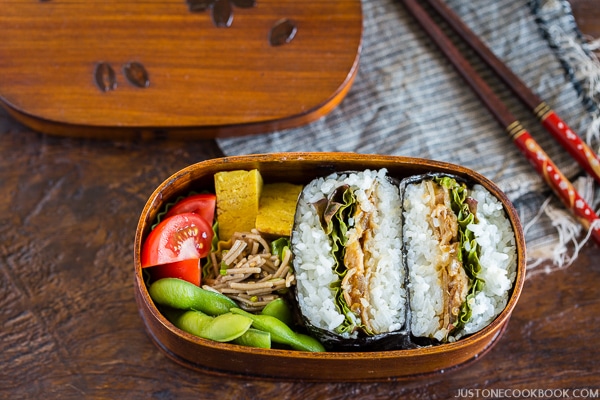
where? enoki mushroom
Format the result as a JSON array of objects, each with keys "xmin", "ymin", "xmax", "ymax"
[{"xmin": 203, "ymin": 229, "xmax": 295, "ymax": 312}]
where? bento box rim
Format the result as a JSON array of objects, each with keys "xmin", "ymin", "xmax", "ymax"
[{"xmin": 133, "ymin": 152, "xmax": 526, "ymax": 360}]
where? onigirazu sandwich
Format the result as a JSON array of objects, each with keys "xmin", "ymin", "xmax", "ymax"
[
  {"xmin": 402, "ymin": 174, "xmax": 517, "ymax": 343},
  {"xmin": 291, "ymin": 169, "xmax": 517, "ymax": 350},
  {"xmin": 291, "ymin": 169, "xmax": 409, "ymax": 350}
]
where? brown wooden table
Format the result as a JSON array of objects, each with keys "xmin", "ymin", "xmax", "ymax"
[{"xmin": 1, "ymin": 1, "xmax": 599, "ymax": 398}]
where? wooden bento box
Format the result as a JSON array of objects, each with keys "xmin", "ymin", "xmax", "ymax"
[{"xmin": 133, "ymin": 152, "xmax": 526, "ymax": 382}]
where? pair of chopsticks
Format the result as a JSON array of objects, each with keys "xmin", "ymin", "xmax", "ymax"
[{"xmin": 401, "ymin": 0, "xmax": 600, "ymax": 244}]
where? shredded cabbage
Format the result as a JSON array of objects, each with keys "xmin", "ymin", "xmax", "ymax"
[
  {"xmin": 312, "ymin": 184, "xmax": 365, "ymax": 335},
  {"xmin": 435, "ymin": 177, "xmax": 485, "ymax": 331}
]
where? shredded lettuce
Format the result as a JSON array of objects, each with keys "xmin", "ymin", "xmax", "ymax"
[
  {"xmin": 435, "ymin": 177, "xmax": 485, "ymax": 331},
  {"xmin": 312, "ymin": 184, "xmax": 366, "ymax": 335}
]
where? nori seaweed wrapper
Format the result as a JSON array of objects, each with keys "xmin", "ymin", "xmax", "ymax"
[
  {"xmin": 291, "ymin": 170, "xmax": 414, "ymax": 351},
  {"xmin": 400, "ymin": 173, "xmax": 485, "ymax": 343}
]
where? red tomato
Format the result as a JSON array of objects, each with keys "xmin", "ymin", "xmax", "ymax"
[
  {"xmin": 141, "ymin": 212, "xmax": 213, "ymax": 268},
  {"xmin": 164, "ymin": 193, "xmax": 216, "ymax": 225},
  {"xmin": 148, "ymin": 259, "xmax": 201, "ymax": 286}
]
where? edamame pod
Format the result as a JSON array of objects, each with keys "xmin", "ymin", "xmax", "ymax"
[
  {"xmin": 231, "ymin": 308, "xmax": 325, "ymax": 352},
  {"xmin": 232, "ymin": 328, "xmax": 271, "ymax": 349},
  {"xmin": 293, "ymin": 332, "xmax": 328, "ymax": 353},
  {"xmin": 149, "ymin": 278, "xmax": 237, "ymax": 315},
  {"xmin": 261, "ymin": 298, "xmax": 294, "ymax": 327},
  {"xmin": 166, "ymin": 309, "xmax": 252, "ymax": 342}
]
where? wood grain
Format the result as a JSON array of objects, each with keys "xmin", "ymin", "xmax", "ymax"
[
  {"xmin": 0, "ymin": 0, "xmax": 598, "ymax": 399},
  {"xmin": 570, "ymin": 0, "xmax": 600, "ymax": 38},
  {"xmin": 0, "ymin": 0, "xmax": 362, "ymax": 139},
  {"xmin": 133, "ymin": 153, "xmax": 526, "ymax": 382}
]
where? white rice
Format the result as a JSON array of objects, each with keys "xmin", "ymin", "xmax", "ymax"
[
  {"xmin": 403, "ymin": 180, "xmax": 517, "ymax": 341},
  {"xmin": 292, "ymin": 169, "xmax": 406, "ymax": 337},
  {"xmin": 458, "ymin": 184, "xmax": 517, "ymax": 337},
  {"xmin": 402, "ymin": 181, "xmax": 447, "ymax": 340},
  {"xmin": 294, "ymin": 171, "xmax": 517, "ymax": 344}
]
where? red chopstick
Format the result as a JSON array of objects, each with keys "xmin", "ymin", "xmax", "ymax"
[
  {"xmin": 400, "ymin": 0, "xmax": 600, "ymax": 244},
  {"xmin": 422, "ymin": 0, "xmax": 600, "ymax": 186}
]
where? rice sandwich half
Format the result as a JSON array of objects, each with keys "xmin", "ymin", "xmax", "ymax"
[
  {"xmin": 291, "ymin": 169, "xmax": 517, "ymax": 350},
  {"xmin": 291, "ymin": 169, "xmax": 409, "ymax": 349},
  {"xmin": 402, "ymin": 175, "xmax": 517, "ymax": 343}
]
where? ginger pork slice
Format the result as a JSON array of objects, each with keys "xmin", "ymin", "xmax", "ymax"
[
  {"xmin": 214, "ymin": 169, "xmax": 263, "ymax": 239},
  {"xmin": 255, "ymin": 182, "xmax": 303, "ymax": 237}
]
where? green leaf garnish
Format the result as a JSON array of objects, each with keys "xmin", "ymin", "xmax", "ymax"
[{"xmin": 435, "ymin": 177, "xmax": 485, "ymax": 332}]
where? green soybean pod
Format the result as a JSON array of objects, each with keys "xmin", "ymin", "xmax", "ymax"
[
  {"xmin": 149, "ymin": 278, "xmax": 237, "ymax": 315},
  {"xmin": 167, "ymin": 309, "xmax": 252, "ymax": 342},
  {"xmin": 261, "ymin": 298, "xmax": 294, "ymax": 326},
  {"xmin": 201, "ymin": 312, "xmax": 253, "ymax": 342},
  {"xmin": 293, "ymin": 332, "xmax": 328, "ymax": 353},
  {"xmin": 231, "ymin": 308, "xmax": 325, "ymax": 352},
  {"xmin": 232, "ymin": 328, "xmax": 271, "ymax": 349}
]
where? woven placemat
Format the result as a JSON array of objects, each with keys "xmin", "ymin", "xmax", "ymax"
[{"xmin": 217, "ymin": 0, "xmax": 600, "ymax": 269}]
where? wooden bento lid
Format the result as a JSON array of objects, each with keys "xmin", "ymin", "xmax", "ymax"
[{"xmin": 0, "ymin": 0, "xmax": 362, "ymax": 139}]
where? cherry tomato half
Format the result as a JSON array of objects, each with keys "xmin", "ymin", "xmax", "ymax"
[
  {"xmin": 164, "ymin": 193, "xmax": 216, "ymax": 225},
  {"xmin": 141, "ymin": 212, "xmax": 213, "ymax": 268},
  {"xmin": 147, "ymin": 259, "xmax": 201, "ymax": 286}
]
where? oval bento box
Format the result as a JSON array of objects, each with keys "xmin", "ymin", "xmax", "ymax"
[{"xmin": 133, "ymin": 152, "xmax": 526, "ymax": 382}]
